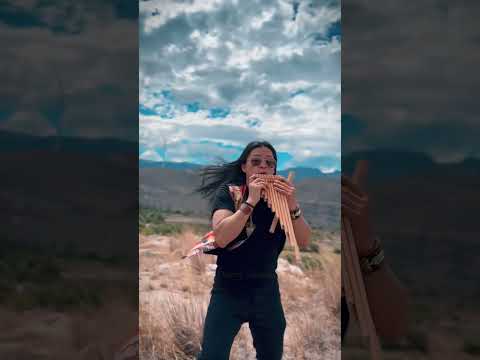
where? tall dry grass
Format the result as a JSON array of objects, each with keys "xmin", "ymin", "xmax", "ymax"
[
  {"xmin": 140, "ymin": 228, "xmax": 341, "ymax": 359},
  {"xmin": 281, "ymin": 247, "xmax": 341, "ymax": 359},
  {"xmin": 140, "ymin": 293, "xmax": 208, "ymax": 360}
]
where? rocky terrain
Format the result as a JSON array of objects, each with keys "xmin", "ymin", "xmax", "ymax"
[{"xmin": 139, "ymin": 229, "xmax": 341, "ymax": 360}]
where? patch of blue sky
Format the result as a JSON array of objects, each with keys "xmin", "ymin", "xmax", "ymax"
[
  {"xmin": 139, "ymin": 104, "xmax": 157, "ymax": 116},
  {"xmin": 311, "ymin": 19, "xmax": 341, "ymax": 45},
  {"xmin": 292, "ymin": 1, "xmax": 300, "ymax": 21},
  {"xmin": 139, "ymin": 143, "xmax": 148, "ymax": 154},
  {"xmin": 246, "ymin": 118, "xmax": 262, "ymax": 128},
  {"xmin": 208, "ymin": 107, "xmax": 230, "ymax": 119},
  {"xmin": 276, "ymin": 152, "xmax": 294, "ymax": 170},
  {"xmin": 289, "ymin": 89, "xmax": 305, "ymax": 98},
  {"xmin": 326, "ymin": 20, "xmax": 341, "ymax": 40},
  {"xmin": 153, "ymin": 103, "xmax": 175, "ymax": 119},
  {"xmin": 297, "ymin": 155, "xmax": 340, "ymax": 171},
  {"xmin": 152, "ymin": 90, "xmax": 174, "ymax": 101},
  {"xmin": 186, "ymin": 102, "xmax": 200, "ymax": 113},
  {"xmin": 197, "ymin": 140, "xmax": 244, "ymax": 161},
  {"xmin": 153, "ymin": 147, "xmax": 166, "ymax": 159},
  {"xmin": 178, "ymin": 138, "xmax": 191, "ymax": 146}
]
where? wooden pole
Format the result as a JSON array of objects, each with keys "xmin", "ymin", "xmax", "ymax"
[{"xmin": 342, "ymin": 160, "xmax": 382, "ymax": 359}]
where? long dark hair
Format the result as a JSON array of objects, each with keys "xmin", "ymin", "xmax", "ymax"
[{"xmin": 195, "ymin": 140, "xmax": 278, "ymax": 202}]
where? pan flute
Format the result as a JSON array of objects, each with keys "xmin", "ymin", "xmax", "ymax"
[
  {"xmin": 257, "ymin": 172, "xmax": 301, "ymax": 262},
  {"xmin": 342, "ymin": 161, "xmax": 382, "ymax": 359}
]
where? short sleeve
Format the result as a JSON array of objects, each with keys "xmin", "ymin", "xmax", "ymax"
[{"xmin": 211, "ymin": 184, "xmax": 235, "ymax": 218}]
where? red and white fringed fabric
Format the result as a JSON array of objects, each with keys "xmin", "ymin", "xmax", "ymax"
[
  {"xmin": 182, "ymin": 231, "xmax": 217, "ymax": 259},
  {"xmin": 183, "ymin": 185, "xmax": 246, "ymax": 259}
]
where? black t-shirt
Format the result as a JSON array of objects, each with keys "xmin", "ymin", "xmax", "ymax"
[{"xmin": 210, "ymin": 183, "xmax": 286, "ymax": 289}]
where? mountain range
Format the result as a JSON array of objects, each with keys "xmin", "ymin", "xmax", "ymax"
[
  {"xmin": 140, "ymin": 160, "xmax": 340, "ymax": 182},
  {"xmin": 2, "ymin": 130, "xmax": 480, "ymax": 297},
  {"xmin": 140, "ymin": 166, "xmax": 340, "ymax": 229}
]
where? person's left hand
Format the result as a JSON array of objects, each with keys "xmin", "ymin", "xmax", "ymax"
[
  {"xmin": 342, "ymin": 175, "xmax": 377, "ymax": 257},
  {"xmin": 273, "ymin": 176, "xmax": 298, "ymax": 211}
]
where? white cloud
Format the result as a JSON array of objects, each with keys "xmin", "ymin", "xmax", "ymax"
[
  {"xmin": 140, "ymin": 0, "xmax": 223, "ymax": 34},
  {"xmin": 140, "ymin": 149, "xmax": 163, "ymax": 161},
  {"xmin": 1, "ymin": 1, "xmax": 137, "ymax": 140},
  {"xmin": 140, "ymin": 0, "xmax": 341, "ymax": 169},
  {"xmin": 251, "ymin": 8, "xmax": 275, "ymax": 30}
]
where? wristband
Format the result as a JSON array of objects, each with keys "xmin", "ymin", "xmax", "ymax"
[
  {"xmin": 360, "ymin": 244, "xmax": 385, "ymax": 274},
  {"xmin": 239, "ymin": 202, "xmax": 253, "ymax": 216},
  {"xmin": 244, "ymin": 201, "xmax": 255, "ymax": 209}
]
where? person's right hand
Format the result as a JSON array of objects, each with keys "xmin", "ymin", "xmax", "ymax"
[{"xmin": 247, "ymin": 174, "xmax": 266, "ymax": 206}]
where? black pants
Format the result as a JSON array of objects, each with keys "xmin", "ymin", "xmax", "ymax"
[{"xmin": 198, "ymin": 282, "xmax": 286, "ymax": 360}]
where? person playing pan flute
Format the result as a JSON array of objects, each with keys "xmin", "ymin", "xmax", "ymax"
[
  {"xmin": 194, "ymin": 140, "xmax": 311, "ymax": 360},
  {"xmin": 341, "ymin": 174, "xmax": 410, "ymax": 343}
]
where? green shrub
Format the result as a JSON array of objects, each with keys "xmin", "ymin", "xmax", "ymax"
[
  {"xmin": 463, "ymin": 338, "xmax": 480, "ymax": 355},
  {"xmin": 11, "ymin": 282, "xmax": 103, "ymax": 311},
  {"xmin": 283, "ymin": 252, "xmax": 294, "ymax": 264},
  {"xmin": 141, "ymin": 223, "xmax": 182, "ymax": 236},
  {"xmin": 300, "ymin": 254, "xmax": 323, "ymax": 271},
  {"xmin": 306, "ymin": 241, "xmax": 320, "ymax": 253},
  {"xmin": 139, "ymin": 208, "xmax": 165, "ymax": 226}
]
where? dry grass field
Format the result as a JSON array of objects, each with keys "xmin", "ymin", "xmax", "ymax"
[{"xmin": 139, "ymin": 224, "xmax": 341, "ymax": 360}]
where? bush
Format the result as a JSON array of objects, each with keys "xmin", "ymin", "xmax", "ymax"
[
  {"xmin": 11, "ymin": 282, "xmax": 103, "ymax": 311},
  {"xmin": 139, "ymin": 207, "xmax": 165, "ymax": 226},
  {"xmin": 306, "ymin": 241, "xmax": 320, "ymax": 253},
  {"xmin": 283, "ymin": 252, "xmax": 294, "ymax": 264},
  {"xmin": 141, "ymin": 223, "xmax": 182, "ymax": 236},
  {"xmin": 463, "ymin": 338, "xmax": 480, "ymax": 355},
  {"xmin": 301, "ymin": 254, "xmax": 323, "ymax": 271},
  {"xmin": 1, "ymin": 255, "xmax": 61, "ymax": 284}
]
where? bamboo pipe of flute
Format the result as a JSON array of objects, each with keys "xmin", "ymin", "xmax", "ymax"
[
  {"xmin": 342, "ymin": 161, "xmax": 382, "ymax": 359},
  {"xmin": 271, "ymin": 175, "xmax": 300, "ymax": 261},
  {"xmin": 269, "ymin": 172, "xmax": 294, "ymax": 233},
  {"xmin": 258, "ymin": 174, "xmax": 301, "ymax": 262}
]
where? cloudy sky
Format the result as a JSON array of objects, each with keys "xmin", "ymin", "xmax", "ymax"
[
  {"xmin": 342, "ymin": 0, "xmax": 480, "ymax": 163},
  {"xmin": 0, "ymin": 0, "xmax": 137, "ymax": 140},
  {"xmin": 139, "ymin": 0, "xmax": 341, "ymax": 172}
]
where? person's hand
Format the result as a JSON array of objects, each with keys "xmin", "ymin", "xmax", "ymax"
[
  {"xmin": 342, "ymin": 175, "xmax": 376, "ymax": 257},
  {"xmin": 273, "ymin": 176, "xmax": 298, "ymax": 211},
  {"xmin": 247, "ymin": 174, "xmax": 266, "ymax": 206}
]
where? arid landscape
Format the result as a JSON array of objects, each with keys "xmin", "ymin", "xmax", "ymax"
[
  {"xmin": 0, "ymin": 255, "xmax": 138, "ymax": 359},
  {"xmin": 0, "ymin": 133, "xmax": 138, "ymax": 359},
  {"xmin": 139, "ymin": 210, "xmax": 341, "ymax": 360},
  {"xmin": 2, "ymin": 134, "xmax": 479, "ymax": 359},
  {"xmin": 140, "ymin": 154, "xmax": 480, "ymax": 360}
]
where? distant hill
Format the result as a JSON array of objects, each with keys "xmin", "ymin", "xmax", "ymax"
[
  {"xmin": 0, "ymin": 130, "xmax": 136, "ymax": 154},
  {"xmin": 343, "ymin": 149, "xmax": 480, "ymax": 298},
  {"xmin": 342, "ymin": 149, "xmax": 480, "ymax": 180},
  {"xmin": 0, "ymin": 131, "xmax": 137, "ymax": 258},
  {"xmin": 139, "ymin": 159, "xmax": 339, "ymax": 181},
  {"xmin": 139, "ymin": 160, "xmax": 202, "ymax": 170},
  {"xmin": 278, "ymin": 167, "xmax": 340, "ymax": 181},
  {"xmin": 5, "ymin": 129, "xmax": 480, "ymax": 298},
  {"xmin": 139, "ymin": 167, "xmax": 340, "ymax": 229}
]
